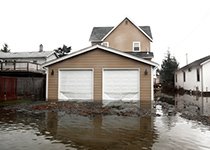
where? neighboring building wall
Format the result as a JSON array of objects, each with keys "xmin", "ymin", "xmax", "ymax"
[
  {"xmin": 47, "ymin": 48, "xmax": 152, "ymax": 106},
  {"xmin": 185, "ymin": 68, "xmax": 201, "ymax": 91},
  {"xmin": 203, "ymin": 61, "xmax": 210, "ymax": 92},
  {"xmin": 175, "ymin": 68, "xmax": 202, "ymax": 91},
  {"xmin": 175, "ymin": 64, "xmax": 210, "ymax": 93},
  {"xmin": 104, "ymin": 19, "xmax": 150, "ymax": 53}
]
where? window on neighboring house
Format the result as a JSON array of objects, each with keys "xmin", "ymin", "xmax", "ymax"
[
  {"xmin": 133, "ymin": 42, "xmax": 141, "ymax": 52},
  {"xmin": 197, "ymin": 68, "xmax": 200, "ymax": 82},
  {"xmin": 183, "ymin": 71, "xmax": 186, "ymax": 82},
  {"xmin": 101, "ymin": 42, "xmax": 109, "ymax": 47}
]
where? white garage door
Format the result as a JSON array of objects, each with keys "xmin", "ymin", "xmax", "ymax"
[
  {"xmin": 103, "ymin": 69, "xmax": 139, "ymax": 102},
  {"xmin": 59, "ymin": 69, "xmax": 93, "ymax": 101}
]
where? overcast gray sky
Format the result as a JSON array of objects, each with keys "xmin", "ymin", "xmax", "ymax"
[{"xmin": 0, "ymin": 0, "xmax": 210, "ymax": 67}]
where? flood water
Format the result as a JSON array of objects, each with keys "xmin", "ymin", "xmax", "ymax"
[
  {"xmin": 175, "ymin": 94, "xmax": 210, "ymax": 116},
  {"xmin": 1, "ymin": 97, "xmax": 210, "ymax": 150}
]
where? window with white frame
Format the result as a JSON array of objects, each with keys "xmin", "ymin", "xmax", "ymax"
[
  {"xmin": 101, "ymin": 42, "xmax": 109, "ymax": 47},
  {"xmin": 133, "ymin": 42, "xmax": 141, "ymax": 52}
]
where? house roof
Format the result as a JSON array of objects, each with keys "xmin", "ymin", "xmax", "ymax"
[
  {"xmin": 125, "ymin": 52, "xmax": 154, "ymax": 59},
  {"xmin": 177, "ymin": 55, "xmax": 210, "ymax": 71},
  {"xmin": 0, "ymin": 51, "xmax": 56, "ymax": 59},
  {"xmin": 89, "ymin": 18, "xmax": 153, "ymax": 42},
  {"xmin": 42, "ymin": 45, "xmax": 158, "ymax": 68}
]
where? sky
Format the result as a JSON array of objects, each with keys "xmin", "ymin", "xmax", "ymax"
[{"xmin": 0, "ymin": 0, "xmax": 210, "ymax": 68}]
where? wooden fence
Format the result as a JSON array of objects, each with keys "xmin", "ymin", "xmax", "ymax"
[{"xmin": 0, "ymin": 76, "xmax": 45, "ymax": 101}]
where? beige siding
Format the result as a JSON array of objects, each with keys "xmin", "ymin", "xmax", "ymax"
[
  {"xmin": 47, "ymin": 48, "xmax": 152, "ymax": 106},
  {"xmin": 104, "ymin": 19, "xmax": 150, "ymax": 52}
]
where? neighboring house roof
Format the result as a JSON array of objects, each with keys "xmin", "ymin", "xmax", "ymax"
[
  {"xmin": 177, "ymin": 55, "xmax": 210, "ymax": 71},
  {"xmin": 0, "ymin": 51, "xmax": 56, "ymax": 59},
  {"xmin": 43, "ymin": 45, "xmax": 158, "ymax": 68},
  {"xmin": 89, "ymin": 18, "xmax": 153, "ymax": 42}
]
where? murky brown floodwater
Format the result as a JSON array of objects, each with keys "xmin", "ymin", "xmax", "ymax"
[{"xmin": 1, "ymin": 96, "xmax": 210, "ymax": 150}]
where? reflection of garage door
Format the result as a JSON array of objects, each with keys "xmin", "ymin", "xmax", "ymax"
[
  {"xmin": 59, "ymin": 69, "xmax": 93, "ymax": 101},
  {"xmin": 103, "ymin": 69, "xmax": 139, "ymax": 102}
]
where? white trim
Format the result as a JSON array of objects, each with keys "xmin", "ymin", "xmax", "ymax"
[
  {"xmin": 101, "ymin": 42, "xmax": 109, "ymax": 47},
  {"xmin": 101, "ymin": 17, "xmax": 153, "ymax": 42},
  {"xmin": 102, "ymin": 68, "xmax": 140, "ymax": 102},
  {"xmin": 46, "ymin": 68, "xmax": 49, "ymax": 101},
  {"xmin": 58, "ymin": 68, "xmax": 94, "ymax": 101},
  {"xmin": 43, "ymin": 45, "xmax": 158, "ymax": 68},
  {"xmin": 201, "ymin": 59, "xmax": 210, "ymax": 66},
  {"xmin": 133, "ymin": 41, "xmax": 141, "ymax": 52},
  {"xmin": 151, "ymin": 67, "xmax": 154, "ymax": 101}
]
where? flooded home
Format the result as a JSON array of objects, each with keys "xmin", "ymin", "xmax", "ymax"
[
  {"xmin": 1, "ymin": 16, "xmax": 210, "ymax": 150},
  {"xmin": 175, "ymin": 55, "xmax": 210, "ymax": 96},
  {"xmin": 43, "ymin": 18, "xmax": 158, "ymax": 108}
]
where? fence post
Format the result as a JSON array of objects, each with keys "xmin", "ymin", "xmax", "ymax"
[
  {"xmin": 27, "ymin": 62, "xmax": 29, "ymax": 71},
  {"xmin": 14, "ymin": 61, "xmax": 16, "ymax": 70},
  {"xmin": 0, "ymin": 62, "xmax": 2, "ymax": 70}
]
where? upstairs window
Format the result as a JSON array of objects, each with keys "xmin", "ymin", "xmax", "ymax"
[
  {"xmin": 133, "ymin": 42, "xmax": 141, "ymax": 52},
  {"xmin": 101, "ymin": 42, "xmax": 109, "ymax": 47},
  {"xmin": 196, "ymin": 68, "xmax": 200, "ymax": 82}
]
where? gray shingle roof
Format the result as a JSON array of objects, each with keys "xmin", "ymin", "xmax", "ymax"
[
  {"xmin": 0, "ymin": 51, "xmax": 55, "ymax": 59},
  {"xmin": 89, "ymin": 26, "xmax": 152, "ymax": 41},
  {"xmin": 178, "ymin": 55, "xmax": 210, "ymax": 71},
  {"xmin": 125, "ymin": 52, "xmax": 154, "ymax": 59}
]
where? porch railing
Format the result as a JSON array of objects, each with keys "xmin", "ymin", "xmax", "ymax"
[{"xmin": 0, "ymin": 61, "xmax": 44, "ymax": 72}]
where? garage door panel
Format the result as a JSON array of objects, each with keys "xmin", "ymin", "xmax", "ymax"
[
  {"xmin": 59, "ymin": 70, "xmax": 93, "ymax": 101},
  {"xmin": 103, "ymin": 69, "xmax": 139, "ymax": 101}
]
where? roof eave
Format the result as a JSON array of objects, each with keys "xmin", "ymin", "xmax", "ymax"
[{"xmin": 42, "ymin": 45, "xmax": 158, "ymax": 68}]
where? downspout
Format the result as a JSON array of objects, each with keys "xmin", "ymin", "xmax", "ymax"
[{"xmin": 201, "ymin": 65, "xmax": 203, "ymax": 96}]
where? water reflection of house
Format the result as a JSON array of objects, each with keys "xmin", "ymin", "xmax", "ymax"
[
  {"xmin": 45, "ymin": 112, "xmax": 157, "ymax": 149},
  {"xmin": 175, "ymin": 94, "xmax": 210, "ymax": 116},
  {"xmin": 175, "ymin": 55, "xmax": 210, "ymax": 96},
  {"xmin": 0, "ymin": 45, "xmax": 57, "ymax": 101}
]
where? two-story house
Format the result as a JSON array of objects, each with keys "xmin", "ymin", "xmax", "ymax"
[
  {"xmin": 175, "ymin": 55, "xmax": 210, "ymax": 95},
  {"xmin": 89, "ymin": 17, "xmax": 154, "ymax": 60},
  {"xmin": 43, "ymin": 18, "xmax": 158, "ymax": 108}
]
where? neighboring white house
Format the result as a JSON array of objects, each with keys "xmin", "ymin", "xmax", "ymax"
[{"xmin": 175, "ymin": 55, "xmax": 210, "ymax": 94}]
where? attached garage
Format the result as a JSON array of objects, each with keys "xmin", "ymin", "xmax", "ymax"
[
  {"xmin": 103, "ymin": 69, "xmax": 139, "ymax": 102},
  {"xmin": 44, "ymin": 45, "xmax": 158, "ymax": 107},
  {"xmin": 58, "ymin": 69, "xmax": 93, "ymax": 101}
]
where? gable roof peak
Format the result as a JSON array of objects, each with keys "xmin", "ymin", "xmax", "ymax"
[{"xmin": 89, "ymin": 17, "xmax": 153, "ymax": 42}]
